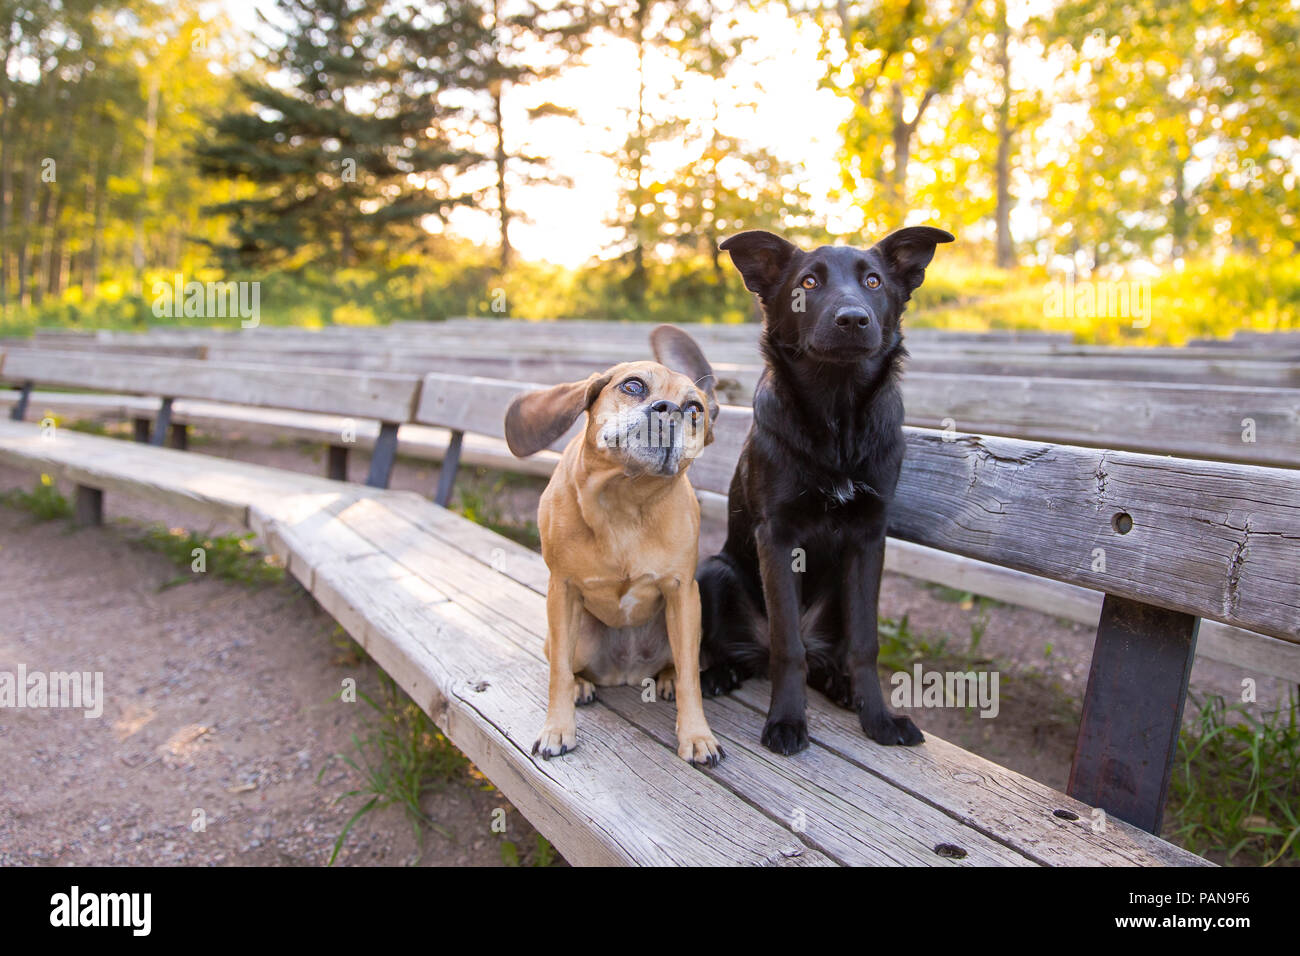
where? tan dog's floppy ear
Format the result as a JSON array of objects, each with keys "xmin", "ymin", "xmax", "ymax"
[
  {"xmin": 504, "ymin": 372, "xmax": 612, "ymax": 458},
  {"xmin": 651, "ymin": 324, "xmax": 718, "ymax": 423}
]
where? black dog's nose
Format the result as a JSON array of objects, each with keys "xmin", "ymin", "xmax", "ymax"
[
  {"xmin": 650, "ymin": 399, "xmax": 680, "ymax": 415},
  {"xmin": 834, "ymin": 308, "xmax": 873, "ymax": 330}
]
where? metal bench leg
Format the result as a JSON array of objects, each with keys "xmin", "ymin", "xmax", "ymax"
[
  {"xmin": 1068, "ymin": 594, "xmax": 1199, "ymax": 833},
  {"xmin": 74, "ymin": 485, "xmax": 103, "ymax": 527},
  {"xmin": 132, "ymin": 417, "xmax": 151, "ymax": 443},
  {"xmin": 365, "ymin": 422, "xmax": 400, "ymax": 488},
  {"xmin": 434, "ymin": 429, "xmax": 464, "ymax": 507},
  {"xmin": 328, "ymin": 444, "xmax": 349, "ymax": 481},
  {"xmin": 168, "ymin": 422, "xmax": 189, "ymax": 450},
  {"xmin": 150, "ymin": 397, "xmax": 174, "ymax": 447},
  {"xmin": 9, "ymin": 381, "xmax": 32, "ymax": 421}
]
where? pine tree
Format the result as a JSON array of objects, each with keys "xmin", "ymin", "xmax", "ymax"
[{"xmin": 196, "ymin": 0, "xmax": 494, "ymax": 271}]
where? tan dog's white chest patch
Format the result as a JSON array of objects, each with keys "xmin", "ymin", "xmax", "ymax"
[{"xmin": 579, "ymin": 573, "xmax": 664, "ymax": 628}]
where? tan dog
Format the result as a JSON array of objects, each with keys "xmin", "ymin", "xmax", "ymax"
[{"xmin": 503, "ymin": 326, "xmax": 724, "ymax": 766}]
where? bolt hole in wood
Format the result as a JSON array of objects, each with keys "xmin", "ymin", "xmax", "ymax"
[
  {"xmin": 1112, "ymin": 512, "xmax": 1133, "ymax": 534},
  {"xmin": 1053, "ymin": 809, "xmax": 1080, "ymax": 821},
  {"xmin": 933, "ymin": 843, "xmax": 968, "ymax": 859}
]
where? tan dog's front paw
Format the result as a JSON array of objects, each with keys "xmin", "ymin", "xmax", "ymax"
[
  {"xmin": 677, "ymin": 730, "xmax": 724, "ymax": 768},
  {"xmin": 532, "ymin": 721, "xmax": 577, "ymax": 760},
  {"xmin": 656, "ymin": 667, "xmax": 676, "ymax": 701},
  {"xmin": 573, "ymin": 678, "xmax": 596, "ymax": 706}
]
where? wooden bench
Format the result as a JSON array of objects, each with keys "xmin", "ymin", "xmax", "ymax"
[
  {"xmin": 2, "ymin": 345, "xmax": 1296, "ymax": 863},
  {"xmin": 5, "ymin": 343, "xmax": 1299, "ymax": 690},
  {"xmin": 0, "ymin": 418, "xmax": 1204, "ymax": 866}
]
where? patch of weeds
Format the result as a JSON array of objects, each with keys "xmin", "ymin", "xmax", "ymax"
[
  {"xmin": 500, "ymin": 833, "xmax": 559, "ymax": 867},
  {"xmin": 1166, "ymin": 692, "xmax": 1300, "ymax": 866},
  {"xmin": 454, "ymin": 471, "xmax": 541, "ymax": 551},
  {"xmin": 135, "ymin": 524, "xmax": 284, "ymax": 589},
  {"xmin": 319, "ymin": 672, "xmax": 467, "ymax": 865},
  {"xmin": 329, "ymin": 624, "xmax": 368, "ymax": 667},
  {"xmin": 0, "ymin": 475, "xmax": 73, "ymax": 521},
  {"xmin": 64, "ymin": 418, "xmax": 109, "ymax": 436}
]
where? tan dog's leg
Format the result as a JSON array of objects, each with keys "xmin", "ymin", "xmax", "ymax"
[
  {"xmin": 663, "ymin": 578, "xmax": 723, "ymax": 767},
  {"xmin": 534, "ymin": 578, "xmax": 585, "ymax": 759}
]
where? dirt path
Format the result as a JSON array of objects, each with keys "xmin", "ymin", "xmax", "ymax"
[{"xmin": 0, "ymin": 491, "xmax": 548, "ymax": 867}]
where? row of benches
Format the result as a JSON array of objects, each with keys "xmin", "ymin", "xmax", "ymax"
[{"xmin": 2, "ymin": 336, "xmax": 1297, "ymax": 866}]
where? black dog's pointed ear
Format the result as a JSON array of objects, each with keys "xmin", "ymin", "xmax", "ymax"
[
  {"xmin": 874, "ymin": 226, "xmax": 955, "ymax": 292},
  {"xmin": 651, "ymin": 324, "xmax": 718, "ymax": 422},
  {"xmin": 719, "ymin": 230, "xmax": 798, "ymax": 303},
  {"xmin": 504, "ymin": 372, "xmax": 612, "ymax": 458}
]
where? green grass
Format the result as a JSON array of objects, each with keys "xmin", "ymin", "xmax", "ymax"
[
  {"xmin": 0, "ymin": 475, "xmax": 74, "ymax": 521},
  {"xmin": 134, "ymin": 524, "xmax": 284, "ymax": 590},
  {"xmin": 318, "ymin": 671, "xmax": 467, "ymax": 866},
  {"xmin": 1166, "ymin": 693, "xmax": 1300, "ymax": 866},
  {"xmin": 499, "ymin": 833, "xmax": 559, "ymax": 867},
  {"xmin": 453, "ymin": 470, "xmax": 542, "ymax": 551}
]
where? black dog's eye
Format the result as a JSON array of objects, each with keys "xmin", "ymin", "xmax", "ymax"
[
  {"xmin": 864, "ymin": 273, "xmax": 881, "ymax": 289},
  {"xmin": 620, "ymin": 378, "xmax": 647, "ymax": 397},
  {"xmin": 800, "ymin": 275, "xmax": 818, "ymax": 290}
]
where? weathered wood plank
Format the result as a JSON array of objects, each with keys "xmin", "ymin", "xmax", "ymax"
[
  {"xmin": 0, "ymin": 349, "xmax": 421, "ymax": 422},
  {"xmin": 364, "ymin": 489, "xmax": 1208, "ymax": 866},
  {"xmin": 252, "ymin": 494, "xmax": 830, "ymax": 866},
  {"xmin": 691, "ymin": 415, "xmax": 1300, "ymax": 641},
  {"xmin": 725, "ymin": 683, "xmax": 1210, "ymax": 866}
]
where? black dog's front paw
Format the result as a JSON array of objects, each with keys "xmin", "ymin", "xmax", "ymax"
[
  {"xmin": 860, "ymin": 708, "xmax": 924, "ymax": 747},
  {"xmin": 700, "ymin": 663, "xmax": 742, "ymax": 698},
  {"xmin": 760, "ymin": 717, "xmax": 809, "ymax": 756},
  {"xmin": 810, "ymin": 666, "xmax": 855, "ymax": 710}
]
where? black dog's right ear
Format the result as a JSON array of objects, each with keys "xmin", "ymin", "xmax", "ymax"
[
  {"xmin": 504, "ymin": 372, "xmax": 611, "ymax": 458},
  {"xmin": 719, "ymin": 230, "xmax": 798, "ymax": 303}
]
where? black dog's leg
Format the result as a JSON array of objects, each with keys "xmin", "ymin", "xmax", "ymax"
[
  {"xmin": 756, "ymin": 523, "xmax": 810, "ymax": 755},
  {"xmin": 697, "ymin": 553, "xmax": 753, "ymax": 697},
  {"xmin": 845, "ymin": 536, "xmax": 923, "ymax": 746}
]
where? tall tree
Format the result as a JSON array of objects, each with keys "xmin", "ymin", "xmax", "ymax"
[{"xmin": 197, "ymin": 0, "xmax": 493, "ymax": 271}]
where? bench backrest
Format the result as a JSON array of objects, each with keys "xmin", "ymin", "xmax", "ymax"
[
  {"xmin": 4, "ymin": 346, "xmax": 1296, "ymax": 643},
  {"xmin": 0, "ymin": 348, "xmax": 420, "ymax": 422},
  {"xmin": 409, "ymin": 372, "xmax": 1300, "ymax": 645}
]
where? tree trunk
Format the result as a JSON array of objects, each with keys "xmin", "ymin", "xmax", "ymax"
[
  {"xmin": 1169, "ymin": 138, "xmax": 1188, "ymax": 260},
  {"xmin": 994, "ymin": 0, "xmax": 1014, "ymax": 269},
  {"xmin": 493, "ymin": 84, "xmax": 511, "ymax": 272},
  {"xmin": 132, "ymin": 72, "xmax": 160, "ymax": 294}
]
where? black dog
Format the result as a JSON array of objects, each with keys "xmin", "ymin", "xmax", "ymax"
[{"xmin": 698, "ymin": 226, "xmax": 954, "ymax": 755}]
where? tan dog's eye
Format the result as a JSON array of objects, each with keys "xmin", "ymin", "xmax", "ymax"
[
  {"xmin": 864, "ymin": 273, "xmax": 881, "ymax": 289},
  {"xmin": 801, "ymin": 275, "xmax": 818, "ymax": 290},
  {"xmin": 620, "ymin": 378, "xmax": 647, "ymax": 397},
  {"xmin": 684, "ymin": 401, "xmax": 704, "ymax": 419}
]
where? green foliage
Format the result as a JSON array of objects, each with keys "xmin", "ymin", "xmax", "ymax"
[
  {"xmin": 0, "ymin": 475, "xmax": 73, "ymax": 521},
  {"xmin": 318, "ymin": 672, "xmax": 465, "ymax": 866},
  {"xmin": 135, "ymin": 525, "xmax": 284, "ymax": 590},
  {"xmin": 195, "ymin": 0, "xmax": 495, "ymax": 272},
  {"xmin": 499, "ymin": 833, "xmax": 559, "ymax": 867},
  {"xmin": 1166, "ymin": 693, "xmax": 1300, "ymax": 866}
]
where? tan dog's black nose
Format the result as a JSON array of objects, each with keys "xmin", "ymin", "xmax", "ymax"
[{"xmin": 650, "ymin": 399, "xmax": 680, "ymax": 415}]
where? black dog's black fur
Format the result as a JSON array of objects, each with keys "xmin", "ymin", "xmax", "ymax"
[{"xmin": 698, "ymin": 226, "xmax": 954, "ymax": 755}]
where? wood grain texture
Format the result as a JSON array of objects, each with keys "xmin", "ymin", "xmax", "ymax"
[
  {"xmin": 365, "ymin": 489, "xmax": 1207, "ymax": 865},
  {"xmin": 0, "ymin": 349, "xmax": 420, "ymax": 421},
  {"xmin": 693, "ymin": 413, "xmax": 1300, "ymax": 641},
  {"xmin": 252, "ymin": 493, "xmax": 829, "ymax": 866},
  {"xmin": 5, "ymin": 389, "xmax": 1294, "ymax": 677}
]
